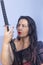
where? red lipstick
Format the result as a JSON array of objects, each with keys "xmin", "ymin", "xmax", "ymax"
[{"xmin": 18, "ymin": 32, "xmax": 22, "ymax": 35}]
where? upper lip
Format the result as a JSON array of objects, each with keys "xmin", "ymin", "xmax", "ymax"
[{"xmin": 18, "ymin": 31, "xmax": 22, "ymax": 33}]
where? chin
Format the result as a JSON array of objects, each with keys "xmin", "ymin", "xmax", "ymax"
[
  {"xmin": 19, "ymin": 35, "xmax": 27, "ymax": 38},
  {"xmin": 18, "ymin": 35, "xmax": 23, "ymax": 38}
]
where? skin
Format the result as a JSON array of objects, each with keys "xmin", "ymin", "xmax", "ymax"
[
  {"xmin": 17, "ymin": 19, "xmax": 29, "ymax": 38},
  {"xmin": 15, "ymin": 19, "xmax": 30, "ymax": 51},
  {"xmin": 1, "ymin": 19, "xmax": 43, "ymax": 65}
]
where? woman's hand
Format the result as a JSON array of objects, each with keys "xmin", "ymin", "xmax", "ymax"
[{"xmin": 3, "ymin": 26, "xmax": 14, "ymax": 44}]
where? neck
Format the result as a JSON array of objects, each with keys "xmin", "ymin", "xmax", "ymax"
[{"xmin": 20, "ymin": 36, "xmax": 30, "ymax": 47}]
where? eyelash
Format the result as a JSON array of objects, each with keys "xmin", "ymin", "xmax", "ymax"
[{"xmin": 17, "ymin": 24, "xmax": 27, "ymax": 27}]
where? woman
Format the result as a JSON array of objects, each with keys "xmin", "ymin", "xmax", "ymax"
[{"xmin": 1, "ymin": 16, "xmax": 43, "ymax": 65}]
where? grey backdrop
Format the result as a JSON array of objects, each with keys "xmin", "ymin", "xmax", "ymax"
[{"xmin": 0, "ymin": 0, "xmax": 43, "ymax": 65}]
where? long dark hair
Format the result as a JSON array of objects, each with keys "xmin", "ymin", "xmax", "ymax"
[{"xmin": 16, "ymin": 16, "xmax": 37, "ymax": 64}]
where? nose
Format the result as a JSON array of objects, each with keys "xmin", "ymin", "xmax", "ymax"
[{"xmin": 18, "ymin": 25, "xmax": 22, "ymax": 31}]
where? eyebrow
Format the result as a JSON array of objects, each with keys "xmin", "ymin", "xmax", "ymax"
[{"xmin": 18, "ymin": 23, "xmax": 28, "ymax": 26}]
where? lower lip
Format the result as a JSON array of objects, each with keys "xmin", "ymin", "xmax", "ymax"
[{"xmin": 18, "ymin": 32, "xmax": 22, "ymax": 35}]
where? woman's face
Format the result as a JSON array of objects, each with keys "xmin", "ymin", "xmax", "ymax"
[{"xmin": 17, "ymin": 19, "xmax": 29, "ymax": 38}]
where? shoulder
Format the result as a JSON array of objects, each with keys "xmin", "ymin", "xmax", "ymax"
[
  {"xmin": 13, "ymin": 38, "xmax": 19, "ymax": 43},
  {"xmin": 36, "ymin": 41, "xmax": 43, "ymax": 64},
  {"xmin": 13, "ymin": 38, "xmax": 19, "ymax": 46},
  {"xmin": 37, "ymin": 41, "xmax": 43, "ymax": 54},
  {"xmin": 37, "ymin": 41, "xmax": 43, "ymax": 49},
  {"xmin": 11, "ymin": 38, "xmax": 20, "ymax": 50}
]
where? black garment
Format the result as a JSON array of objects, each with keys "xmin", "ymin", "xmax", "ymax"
[
  {"xmin": 36, "ymin": 41, "xmax": 43, "ymax": 65},
  {"xmin": 10, "ymin": 41, "xmax": 43, "ymax": 65}
]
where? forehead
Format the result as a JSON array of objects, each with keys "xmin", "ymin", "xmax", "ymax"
[{"xmin": 19, "ymin": 19, "xmax": 28, "ymax": 25}]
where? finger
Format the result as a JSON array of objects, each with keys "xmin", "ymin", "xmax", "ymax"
[
  {"xmin": 4, "ymin": 25, "xmax": 8, "ymax": 32},
  {"xmin": 9, "ymin": 26, "xmax": 14, "ymax": 34}
]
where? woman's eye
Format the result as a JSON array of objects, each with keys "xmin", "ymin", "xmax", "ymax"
[
  {"xmin": 17, "ymin": 24, "xmax": 27, "ymax": 28},
  {"xmin": 22, "ymin": 25, "xmax": 27, "ymax": 27},
  {"xmin": 17, "ymin": 24, "xmax": 20, "ymax": 27}
]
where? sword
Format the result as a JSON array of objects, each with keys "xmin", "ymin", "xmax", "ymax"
[{"xmin": 0, "ymin": 0, "xmax": 9, "ymax": 31}]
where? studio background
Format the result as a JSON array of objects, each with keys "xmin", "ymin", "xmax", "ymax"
[{"xmin": 0, "ymin": 0, "xmax": 43, "ymax": 65}]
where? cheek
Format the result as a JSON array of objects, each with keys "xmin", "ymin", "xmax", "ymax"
[{"xmin": 23, "ymin": 28, "xmax": 29, "ymax": 35}]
